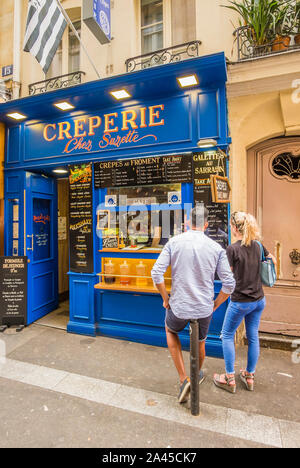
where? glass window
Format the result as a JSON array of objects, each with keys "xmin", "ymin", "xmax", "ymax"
[
  {"xmin": 107, "ymin": 183, "xmax": 181, "ymax": 205},
  {"xmin": 68, "ymin": 21, "xmax": 81, "ymax": 74},
  {"xmin": 141, "ymin": 0, "xmax": 163, "ymax": 54},
  {"xmin": 33, "ymin": 199, "xmax": 51, "ymax": 261}
]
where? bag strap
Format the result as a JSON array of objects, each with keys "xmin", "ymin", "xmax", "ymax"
[{"xmin": 255, "ymin": 240, "xmax": 265, "ymax": 262}]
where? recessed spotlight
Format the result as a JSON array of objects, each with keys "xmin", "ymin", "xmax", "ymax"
[
  {"xmin": 54, "ymin": 102, "xmax": 75, "ymax": 111},
  {"xmin": 197, "ymin": 139, "xmax": 218, "ymax": 149},
  {"xmin": 177, "ymin": 75, "xmax": 199, "ymax": 88},
  {"xmin": 110, "ymin": 89, "xmax": 131, "ymax": 100},
  {"xmin": 53, "ymin": 169, "xmax": 68, "ymax": 174},
  {"xmin": 7, "ymin": 112, "xmax": 26, "ymax": 120}
]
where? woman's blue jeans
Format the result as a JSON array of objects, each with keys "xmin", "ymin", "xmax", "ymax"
[{"xmin": 221, "ymin": 297, "xmax": 266, "ymax": 375}]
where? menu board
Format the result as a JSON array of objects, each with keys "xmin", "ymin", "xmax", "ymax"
[
  {"xmin": 69, "ymin": 164, "xmax": 94, "ymax": 273},
  {"xmin": 193, "ymin": 151, "xmax": 229, "ymax": 249},
  {"xmin": 0, "ymin": 257, "xmax": 27, "ymax": 326},
  {"xmin": 94, "ymin": 154, "xmax": 193, "ymax": 188}
]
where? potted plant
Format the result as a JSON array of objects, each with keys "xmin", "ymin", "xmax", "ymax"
[
  {"xmin": 222, "ymin": 0, "xmax": 280, "ymax": 55},
  {"xmin": 271, "ymin": 1, "xmax": 298, "ymax": 51}
]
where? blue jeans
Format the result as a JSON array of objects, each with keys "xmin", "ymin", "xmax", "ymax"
[{"xmin": 221, "ymin": 297, "xmax": 266, "ymax": 375}]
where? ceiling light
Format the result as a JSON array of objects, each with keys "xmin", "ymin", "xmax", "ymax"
[
  {"xmin": 53, "ymin": 169, "xmax": 68, "ymax": 174},
  {"xmin": 110, "ymin": 89, "xmax": 131, "ymax": 100},
  {"xmin": 54, "ymin": 102, "xmax": 75, "ymax": 111},
  {"xmin": 197, "ymin": 139, "xmax": 218, "ymax": 149},
  {"xmin": 177, "ymin": 75, "xmax": 199, "ymax": 88},
  {"xmin": 7, "ymin": 112, "xmax": 26, "ymax": 120}
]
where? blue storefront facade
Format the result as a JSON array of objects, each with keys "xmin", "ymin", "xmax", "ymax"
[{"xmin": 0, "ymin": 53, "xmax": 231, "ymax": 357}]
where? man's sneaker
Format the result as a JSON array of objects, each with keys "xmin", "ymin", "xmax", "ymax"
[
  {"xmin": 178, "ymin": 378, "xmax": 190, "ymax": 404},
  {"xmin": 199, "ymin": 370, "xmax": 206, "ymax": 385}
]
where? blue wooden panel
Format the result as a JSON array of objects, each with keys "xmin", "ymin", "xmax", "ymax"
[
  {"xmin": 7, "ymin": 126, "xmax": 21, "ymax": 163},
  {"xmin": 198, "ymin": 90, "xmax": 219, "ymax": 140},
  {"xmin": 5, "ymin": 175, "xmax": 21, "ymax": 195},
  {"xmin": 68, "ymin": 273, "xmax": 98, "ymax": 336},
  {"xmin": 31, "ymin": 174, "xmax": 55, "ymax": 195},
  {"xmin": 32, "ymin": 271, "xmax": 54, "ymax": 311}
]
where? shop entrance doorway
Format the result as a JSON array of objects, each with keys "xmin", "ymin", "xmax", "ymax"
[
  {"xmin": 248, "ymin": 137, "xmax": 300, "ymax": 337},
  {"xmin": 25, "ymin": 172, "xmax": 58, "ymax": 324}
]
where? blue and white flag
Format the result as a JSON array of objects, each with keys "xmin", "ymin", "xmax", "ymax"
[{"xmin": 23, "ymin": 0, "xmax": 67, "ymax": 74}]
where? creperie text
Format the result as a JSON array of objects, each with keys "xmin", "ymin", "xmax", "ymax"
[{"xmin": 43, "ymin": 105, "xmax": 165, "ymax": 142}]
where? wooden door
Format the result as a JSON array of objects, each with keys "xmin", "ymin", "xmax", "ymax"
[{"xmin": 248, "ymin": 138, "xmax": 300, "ymax": 337}]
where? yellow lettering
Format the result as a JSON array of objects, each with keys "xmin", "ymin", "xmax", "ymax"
[
  {"xmin": 104, "ymin": 113, "xmax": 118, "ymax": 133},
  {"xmin": 74, "ymin": 118, "xmax": 87, "ymax": 138},
  {"xmin": 88, "ymin": 116, "xmax": 101, "ymax": 136},
  {"xmin": 121, "ymin": 110, "xmax": 138, "ymax": 131},
  {"xmin": 149, "ymin": 105, "xmax": 164, "ymax": 127},
  {"xmin": 43, "ymin": 124, "xmax": 56, "ymax": 142},
  {"xmin": 58, "ymin": 121, "xmax": 72, "ymax": 140}
]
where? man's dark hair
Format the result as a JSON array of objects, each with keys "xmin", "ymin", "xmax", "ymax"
[{"xmin": 191, "ymin": 206, "xmax": 209, "ymax": 229}]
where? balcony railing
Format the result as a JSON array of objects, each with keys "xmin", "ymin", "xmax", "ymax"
[
  {"xmin": 0, "ymin": 86, "xmax": 12, "ymax": 102},
  {"xmin": 29, "ymin": 71, "xmax": 85, "ymax": 96},
  {"xmin": 235, "ymin": 26, "xmax": 300, "ymax": 61},
  {"xmin": 125, "ymin": 41, "xmax": 202, "ymax": 73}
]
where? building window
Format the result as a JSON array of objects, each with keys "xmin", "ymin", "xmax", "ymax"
[
  {"xmin": 68, "ymin": 20, "xmax": 81, "ymax": 74},
  {"xmin": 141, "ymin": 0, "xmax": 163, "ymax": 54}
]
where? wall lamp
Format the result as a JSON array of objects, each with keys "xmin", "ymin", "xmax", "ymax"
[{"xmin": 197, "ymin": 139, "xmax": 218, "ymax": 149}]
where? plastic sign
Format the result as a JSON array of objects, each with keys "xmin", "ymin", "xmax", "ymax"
[
  {"xmin": 2, "ymin": 65, "xmax": 13, "ymax": 77},
  {"xmin": 83, "ymin": 0, "xmax": 111, "ymax": 45}
]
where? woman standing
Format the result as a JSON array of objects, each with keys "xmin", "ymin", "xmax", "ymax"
[{"xmin": 214, "ymin": 212, "xmax": 276, "ymax": 393}]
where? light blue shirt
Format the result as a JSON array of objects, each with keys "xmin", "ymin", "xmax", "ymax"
[{"xmin": 151, "ymin": 230, "xmax": 236, "ymax": 320}]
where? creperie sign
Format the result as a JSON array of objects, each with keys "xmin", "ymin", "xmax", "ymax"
[{"xmin": 43, "ymin": 104, "xmax": 165, "ymax": 154}]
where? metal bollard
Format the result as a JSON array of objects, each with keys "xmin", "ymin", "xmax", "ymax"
[{"xmin": 190, "ymin": 320, "xmax": 200, "ymax": 416}]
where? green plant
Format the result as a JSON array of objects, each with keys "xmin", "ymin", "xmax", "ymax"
[
  {"xmin": 222, "ymin": 0, "xmax": 280, "ymax": 45},
  {"xmin": 271, "ymin": 1, "xmax": 298, "ymax": 38}
]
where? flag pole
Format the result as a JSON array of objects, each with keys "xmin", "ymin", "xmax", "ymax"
[{"xmin": 55, "ymin": 0, "xmax": 101, "ymax": 79}]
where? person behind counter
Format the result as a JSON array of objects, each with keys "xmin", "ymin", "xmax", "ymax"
[
  {"xmin": 214, "ymin": 212, "xmax": 276, "ymax": 394},
  {"xmin": 151, "ymin": 206, "xmax": 235, "ymax": 404}
]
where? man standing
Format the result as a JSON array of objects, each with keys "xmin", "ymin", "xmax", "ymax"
[{"xmin": 151, "ymin": 206, "xmax": 235, "ymax": 404}]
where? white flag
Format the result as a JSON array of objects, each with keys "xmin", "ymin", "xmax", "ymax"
[{"xmin": 23, "ymin": 0, "xmax": 67, "ymax": 74}]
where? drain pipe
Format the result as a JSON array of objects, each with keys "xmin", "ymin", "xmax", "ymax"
[{"xmin": 12, "ymin": 0, "xmax": 22, "ymax": 99}]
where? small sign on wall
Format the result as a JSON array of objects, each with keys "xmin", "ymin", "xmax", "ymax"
[
  {"xmin": 2, "ymin": 65, "xmax": 13, "ymax": 77},
  {"xmin": 58, "ymin": 216, "xmax": 67, "ymax": 241},
  {"xmin": 0, "ymin": 257, "xmax": 27, "ymax": 329},
  {"xmin": 83, "ymin": 0, "xmax": 111, "ymax": 44}
]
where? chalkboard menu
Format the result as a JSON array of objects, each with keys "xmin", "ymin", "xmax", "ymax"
[
  {"xmin": 94, "ymin": 154, "xmax": 193, "ymax": 188},
  {"xmin": 193, "ymin": 151, "xmax": 229, "ymax": 249},
  {"xmin": 69, "ymin": 163, "xmax": 94, "ymax": 273},
  {"xmin": 0, "ymin": 257, "xmax": 27, "ymax": 326}
]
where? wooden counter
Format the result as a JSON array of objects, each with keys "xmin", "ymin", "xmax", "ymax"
[
  {"xmin": 95, "ymin": 282, "xmax": 171, "ymax": 294},
  {"xmin": 99, "ymin": 248, "xmax": 163, "ymax": 254}
]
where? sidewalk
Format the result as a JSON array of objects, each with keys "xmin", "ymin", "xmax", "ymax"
[{"xmin": 0, "ymin": 324, "xmax": 299, "ymax": 448}]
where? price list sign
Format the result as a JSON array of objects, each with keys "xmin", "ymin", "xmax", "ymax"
[
  {"xmin": 193, "ymin": 151, "xmax": 229, "ymax": 249},
  {"xmin": 94, "ymin": 154, "xmax": 193, "ymax": 188},
  {"xmin": 69, "ymin": 164, "xmax": 94, "ymax": 273},
  {"xmin": 0, "ymin": 257, "xmax": 27, "ymax": 327}
]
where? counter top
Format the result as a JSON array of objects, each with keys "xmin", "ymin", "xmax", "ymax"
[{"xmin": 94, "ymin": 282, "xmax": 171, "ymax": 294}]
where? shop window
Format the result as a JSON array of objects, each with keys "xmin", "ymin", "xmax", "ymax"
[
  {"xmin": 107, "ymin": 183, "xmax": 181, "ymax": 205},
  {"xmin": 141, "ymin": 0, "xmax": 164, "ymax": 54}
]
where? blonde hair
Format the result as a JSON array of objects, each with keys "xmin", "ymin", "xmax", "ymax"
[{"xmin": 231, "ymin": 212, "xmax": 261, "ymax": 247}]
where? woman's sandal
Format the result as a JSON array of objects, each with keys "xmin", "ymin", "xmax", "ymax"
[
  {"xmin": 213, "ymin": 374, "xmax": 236, "ymax": 394},
  {"xmin": 240, "ymin": 370, "xmax": 255, "ymax": 392}
]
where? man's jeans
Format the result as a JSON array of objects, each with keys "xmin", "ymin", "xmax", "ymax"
[{"xmin": 221, "ymin": 297, "xmax": 266, "ymax": 375}]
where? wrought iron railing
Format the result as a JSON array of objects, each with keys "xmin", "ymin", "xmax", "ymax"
[
  {"xmin": 28, "ymin": 71, "xmax": 85, "ymax": 95},
  {"xmin": 0, "ymin": 86, "xmax": 12, "ymax": 102},
  {"xmin": 234, "ymin": 26, "xmax": 300, "ymax": 61},
  {"xmin": 125, "ymin": 41, "xmax": 202, "ymax": 73}
]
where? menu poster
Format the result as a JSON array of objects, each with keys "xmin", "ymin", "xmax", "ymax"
[
  {"xmin": 193, "ymin": 152, "xmax": 229, "ymax": 249},
  {"xmin": 94, "ymin": 154, "xmax": 193, "ymax": 189},
  {"xmin": 0, "ymin": 257, "xmax": 27, "ymax": 327},
  {"xmin": 69, "ymin": 164, "xmax": 94, "ymax": 273}
]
